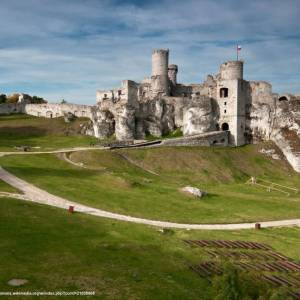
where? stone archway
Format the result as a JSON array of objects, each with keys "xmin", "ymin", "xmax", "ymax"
[
  {"xmin": 221, "ymin": 122, "xmax": 229, "ymax": 131},
  {"xmin": 278, "ymin": 96, "xmax": 288, "ymax": 101}
]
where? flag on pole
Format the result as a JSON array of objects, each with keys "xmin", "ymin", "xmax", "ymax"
[{"xmin": 236, "ymin": 45, "xmax": 242, "ymax": 60}]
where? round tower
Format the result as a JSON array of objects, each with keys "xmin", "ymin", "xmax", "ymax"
[
  {"xmin": 220, "ymin": 61, "xmax": 243, "ymax": 80},
  {"xmin": 152, "ymin": 49, "xmax": 169, "ymax": 76},
  {"xmin": 151, "ymin": 49, "xmax": 169, "ymax": 96},
  {"xmin": 168, "ymin": 64, "xmax": 178, "ymax": 86}
]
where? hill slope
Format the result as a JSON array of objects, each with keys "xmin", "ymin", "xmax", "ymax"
[
  {"xmin": 0, "ymin": 114, "xmax": 97, "ymax": 151},
  {"xmin": 0, "ymin": 142, "xmax": 299, "ymax": 224}
]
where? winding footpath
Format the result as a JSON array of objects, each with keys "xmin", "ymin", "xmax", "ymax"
[{"xmin": 0, "ymin": 149, "xmax": 300, "ymax": 230}]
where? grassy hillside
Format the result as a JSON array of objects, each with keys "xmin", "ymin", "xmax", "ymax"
[
  {"xmin": 0, "ymin": 143, "xmax": 299, "ymax": 223},
  {"xmin": 0, "ymin": 114, "xmax": 98, "ymax": 151},
  {"xmin": 0, "ymin": 197, "xmax": 299, "ymax": 300}
]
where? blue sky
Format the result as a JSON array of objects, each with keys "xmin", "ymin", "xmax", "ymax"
[{"xmin": 0, "ymin": 0, "xmax": 299, "ymax": 104}]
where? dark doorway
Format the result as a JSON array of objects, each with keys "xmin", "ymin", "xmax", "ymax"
[
  {"xmin": 222, "ymin": 123, "xmax": 229, "ymax": 131},
  {"xmin": 278, "ymin": 96, "xmax": 288, "ymax": 101}
]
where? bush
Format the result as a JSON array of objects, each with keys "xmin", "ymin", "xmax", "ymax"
[
  {"xmin": 210, "ymin": 263, "xmax": 291, "ymax": 300},
  {"xmin": 211, "ymin": 264, "xmax": 242, "ymax": 300}
]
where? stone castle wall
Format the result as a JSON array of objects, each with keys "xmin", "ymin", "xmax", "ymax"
[
  {"xmin": 0, "ymin": 103, "xmax": 24, "ymax": 115},
  {"xmin": 162, "ymin": 131, "xmax": 229, "ymax": 147},
  {"xmin": 24, "ymin": 103, "xmax": 93, "ymax": 118},
  {"xmin": 0, "ymin": 102, "xmax": 94, "ymax": 119}
]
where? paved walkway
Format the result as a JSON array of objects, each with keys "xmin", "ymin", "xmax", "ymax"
[{"xmin": 0, "ymin": 166, "xmax": 300, "ymax": 230}]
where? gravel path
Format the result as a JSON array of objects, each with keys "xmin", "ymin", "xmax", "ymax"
[
  {"xmin": 0, "ymin": 146, "xmax": 103, "ymax": 157},
  {"xmin": 0, "ymin": 166, "xmax": 300, "ymax": 230}
]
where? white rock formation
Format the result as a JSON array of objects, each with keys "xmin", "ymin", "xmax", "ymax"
[
  {"xmin": 183, "ymin": 97, "xmax": 214, "ymax": 136},
  {"xmin": 181, "ymin": 186, "xmax": 205, "ymax": 198}
]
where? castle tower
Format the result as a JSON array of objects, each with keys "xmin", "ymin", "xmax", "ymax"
[
  {"xmin": 217, "ymin": 61, "xmax": 245, "ymax": 146},
  {"xmin": 151, "ymin": 49, "xmax": 169, "ymax": 97},
  {"xmin": 168, "ymin": 64, "xmax": 178, "ymax": 86}
]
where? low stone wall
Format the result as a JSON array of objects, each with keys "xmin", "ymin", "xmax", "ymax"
[
  {"xmin": 24, "ymin": 103, "xmax": 94, "ymax": 119},
  {"xmin": 0, "ymin": 102, "xmax": 94, "ymax": 119},
  {"xmin": 0, "ymin": 103, "xmax": 24, "ymax": 115},
  {"xmin": 161, "ymin": 131, "xmax": 229, "ymax": 147}
]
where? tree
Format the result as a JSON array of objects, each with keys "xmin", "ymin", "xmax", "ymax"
[
  {"xmin": 31, "ymin": 96, "xmax": 47, "ymax": 104},
  {"xmin": 6, "ymin": 93, "xmax": 19, "ymax": 103},
  {"xmin": 61, "ymin": 99, "xmax": 67, "ymax": 104},
  {"xmin": 0, "ymin": 94, "xmax": 7, "ymax": 104}
]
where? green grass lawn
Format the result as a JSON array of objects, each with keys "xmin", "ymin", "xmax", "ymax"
[
  {"xmin": 0, "ymin": 114, "xmax": 98, "ymax": 151},
  {"xmin": 0, "ymin": 179, "xmax": 20, "ymax": 194},
  {"xmin": 0, "ymin": 197, "xmax": 299, "ymax": 300},
  {"xmin": 0, "ymin": 144, "xmax": 299, "ymax": 224}
]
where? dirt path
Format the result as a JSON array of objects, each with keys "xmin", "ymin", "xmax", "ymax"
[
  {"xmin": 0, "ymin": 166, "xmax": 299, "ymax": 230},
  {"xmin": 0, "ymin": 146, "xmax": 104, "ymax": 157}
]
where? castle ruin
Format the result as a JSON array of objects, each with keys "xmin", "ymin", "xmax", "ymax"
[
  {"xmin": 94, "ymin": 49, "xmax": 266, "ymax": 146},
  {"xmin": 1, "ymin": 49, "xmax": 300, "ymax": 172}
]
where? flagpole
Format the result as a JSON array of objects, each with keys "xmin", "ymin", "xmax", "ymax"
[{"xmin": 236, "ymin": 44, "xmax": 238, "ymax": 61}]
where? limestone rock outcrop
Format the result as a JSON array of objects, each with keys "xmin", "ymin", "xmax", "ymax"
[
  {"xmin": 91, "ymin": 110, "xmax": 115, "ymax": 139},
  {"xmin": 183, "ymin": 96, "xmax": 214, "ymax": 136},
  {"xmin": 115, "ymin": 106, "xmax": 135, "ymax": 140},
  {"xmin": 270, "ymin": 98, "xmax": 300, "ymax": 172}
]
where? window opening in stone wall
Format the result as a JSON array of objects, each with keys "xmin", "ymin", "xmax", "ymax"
[{"xmin": 220, "ymin": 88, "xmax": 228, "ymax": 98}]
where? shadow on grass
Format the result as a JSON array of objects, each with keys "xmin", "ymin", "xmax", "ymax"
[
  {"xmin": 0, "ymin": 127, "xmax": 49, "ymax": 148},
  {"xmin": 0, "ymin": 126, "xmax": 47, "ymax": 138},
  {"xmin": 4, "ymin": 166, "xmax": 96, "ymax": 179}
]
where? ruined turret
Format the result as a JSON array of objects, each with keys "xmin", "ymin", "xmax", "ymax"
[
  {"xmin": 168, "ymin": 64, "xmax": 178, "ymax": 86},
  {"xmin": 151, "ymin": 49, "xmax": 169, "ymax": 97},
  {"xmin": 220, "ymin": 61, "xmax": 243, "ymax": 80}
]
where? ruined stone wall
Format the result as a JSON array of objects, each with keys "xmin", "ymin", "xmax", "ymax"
[
  {"xmin": 162, "ymin": 131, "xmax": 229, "ymax": 147},
  {"xmin": 0, "ymin": 103, "xmax": 24, "ymax": 115},
  {"xmin": 122, "ymin": 80, "xmax": 139, "ymax": 108},
  {"xmin": 24, "ymin": 103, "xmax": 93, "ymax": 119},
  {"xmin": 172, "ymin": 84, "xmax": 193, "ymax": 97}
]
